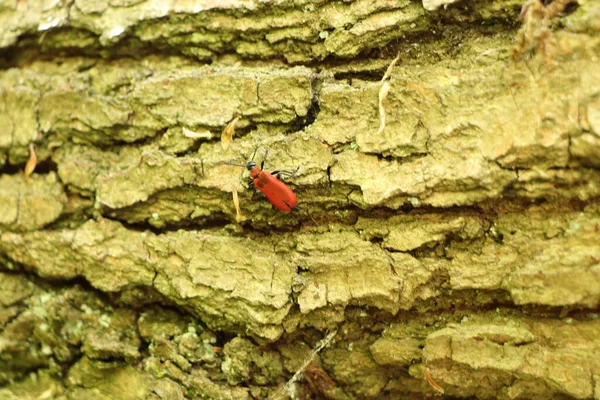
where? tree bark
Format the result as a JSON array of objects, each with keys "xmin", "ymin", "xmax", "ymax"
[{"xmin": 1, "ymin": 0, "xmax": 599, "ymax": 399}]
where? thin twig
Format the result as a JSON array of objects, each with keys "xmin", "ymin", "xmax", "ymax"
[{"xmin": 274, "ymin": 330, "xmax": 337, "ymax": 400}]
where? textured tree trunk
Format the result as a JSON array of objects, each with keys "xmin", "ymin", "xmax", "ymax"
[{"xmin": 1, "ymin": 0, "xmax": 599, "ymax": 399}]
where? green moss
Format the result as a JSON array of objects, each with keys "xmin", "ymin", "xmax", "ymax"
[{"xmin": 222, "ymin": 337, "xmax": 283, "ymax": 385}]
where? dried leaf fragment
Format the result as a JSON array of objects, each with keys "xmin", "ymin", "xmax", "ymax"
[
  {"xmin": 231, "ymin": 185, "xmax": 244, "ymax": 223},
  {"xmin": 221, "ymin": 116, "xmax": 240, "ymax": 150},
  {"xmin": 377, "ymin": 81, "xmax": 391, "ymax": 135},
  {"xmin": 381, "ymin": 53, "xmax": 400, "ymax": 83},
  {"xmin": 377, "ymin": 54, "xmax": 399, "ymax": 135},
  {"xmin": 182, "ymin": 127, "xmax": 213, "ymax": 139},
  {"xmin": 24, "ymin": 143, "xmax": 37, "ymax": 183},
  {"xmin": 424, "ymin": 368, "xmax": 445, "ymax": 394}
]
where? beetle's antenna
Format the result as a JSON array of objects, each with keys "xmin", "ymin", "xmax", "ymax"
[
  {"xmin": 261, "ymin": 148, "xmax": 269, "ymax": 170},
  {"xmin": 250, "ymin": 148, "xmax": 258, "ymax": 162},
  {"xmin": 220, "ymin": 161, "xmax": 246, "ymax": 168}
]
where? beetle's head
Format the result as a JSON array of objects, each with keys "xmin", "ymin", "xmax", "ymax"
[{"xmin": 246, "ymin": 161, "xmax": 257, "ymax": 171}]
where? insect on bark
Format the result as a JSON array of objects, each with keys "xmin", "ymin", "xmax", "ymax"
[{"xmin": 223, "ymin": 149, "xmax": 298, "ymax": 212}]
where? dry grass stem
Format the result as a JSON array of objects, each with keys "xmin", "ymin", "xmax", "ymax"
[
  {"xmin": 424, "ymin": 368, "xmax": 445, "ymax": 394},
  {"xmin": 231, "ymin": 185, "xmax": 244, "ymax": 223}
]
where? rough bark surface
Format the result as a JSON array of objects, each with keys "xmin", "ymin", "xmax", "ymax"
[{"xmin": 0, "ymin": 0, "xmax": 599, "ymax": 399}]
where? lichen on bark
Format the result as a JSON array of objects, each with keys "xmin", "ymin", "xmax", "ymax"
[{"xmin": 1, "ymin": 0, "xmax": 599, "ymax": 399}]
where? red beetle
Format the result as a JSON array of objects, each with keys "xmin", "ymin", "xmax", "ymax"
[{"xmin": 226, "ymin": 150, "xmax": 298, "ymax": 212}]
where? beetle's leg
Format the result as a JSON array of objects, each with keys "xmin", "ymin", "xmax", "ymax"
[
  {"xmin": 271, "ymin": 166, "xmax": 299, "ymax": 180},
  {"xmin": 245, "ymin": 180, "xmax": 261, "ymax": 200},
  {"xmin": 271, "ymin": 169, "xmax": 297, "ymax": 177},
  {"xmin": 283, "ymin": 201, "xmax": 300, "ymax": 212}
]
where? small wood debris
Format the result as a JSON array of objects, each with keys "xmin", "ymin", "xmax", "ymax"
[
  {"xmin": 422, "ymin": 0, "xmax": 461, "ymax": 11},
  {"xmin": 24, "ymin": 143, "xmax": 37, "ymax": 183},
  {"xmin": 182, "ymin": 127, "xmax": 213, "ymax": 139}
]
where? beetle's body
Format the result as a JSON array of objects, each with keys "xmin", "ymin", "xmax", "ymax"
[{"xmin": 248, "ymin": 164, "xmax": 297, "ymax": 212}]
